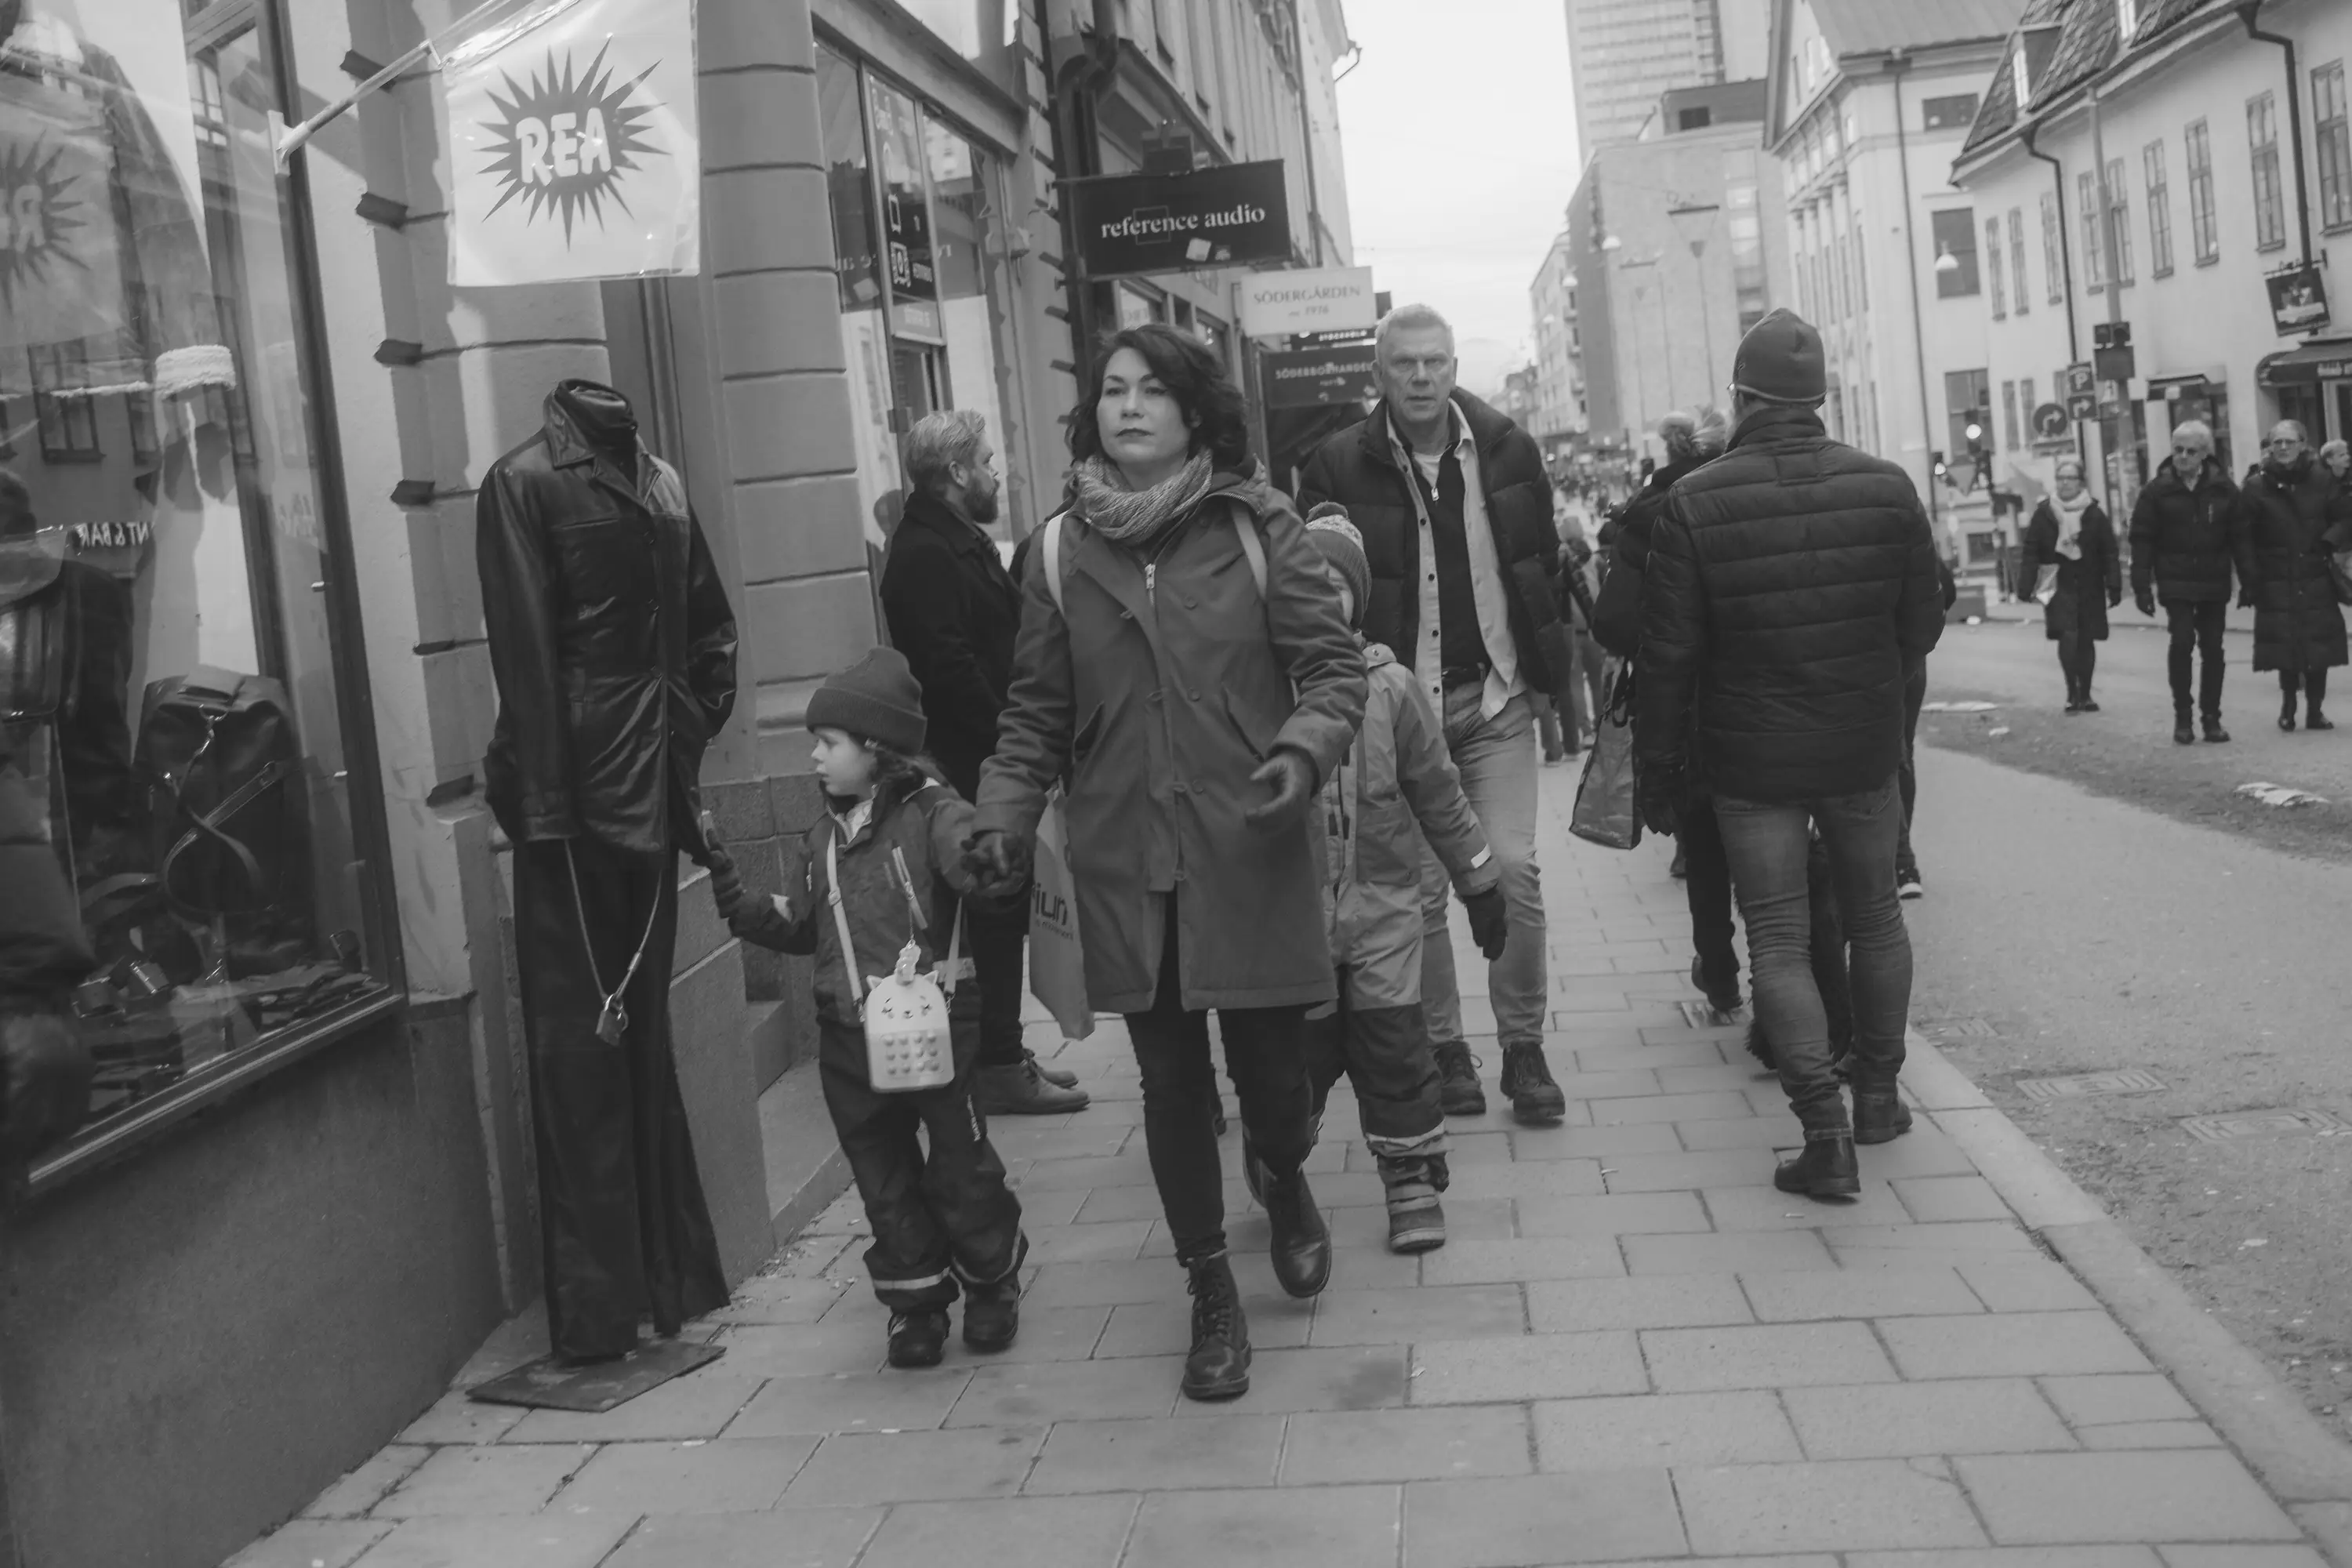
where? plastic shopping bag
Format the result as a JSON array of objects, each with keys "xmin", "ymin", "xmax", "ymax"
[
  {"xmin": 1569, "ymin": 664, "xmax": 1642, "ymax": 851},
  {"xmin": 1028, "ymin": 792, "xmax": 1094, "ymax": 1040}
]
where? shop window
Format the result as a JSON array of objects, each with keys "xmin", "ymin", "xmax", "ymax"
[
  {"xmin": 2317, "ymin": 62, "xmax": 2351, "ymax": 230},
  {"xmin": 2144, "ymin": 140, "xmax": 2174, "ymax": 277},
  {"xmin": 1931, "ymin": 207, "xmax": 1979, "ymax": 297},
  {"xmin": 2008, "ymin": 205, "xmax": 2031, "ymax": 312},
  {"xmin": 3, "ymin": 0, "xmax": 394, "ymax": 1178},
  {"xmin": 1922, "ymin": 93, "xmax": 1980, "ymax": 131},
  {"xmin": 2185, "ymin": 118, "xmax": 2219, "ymax": 263},
  {"xmin": 2249, "ymin": 92, "xmax": 2286, "ymax": 249}
]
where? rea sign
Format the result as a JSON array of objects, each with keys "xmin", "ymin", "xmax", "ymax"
[
  {"xmin": 1064, "ymin": 161, "xmax": 1291, "ymax": 279},
  {"xmin": 1237, "ymin": 266, "xmax": 1376, "ymax": 337}
]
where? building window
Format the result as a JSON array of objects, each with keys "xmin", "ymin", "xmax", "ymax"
[
  {"xmin": 1922, "ymin": 93, "xmax": 1980, "ymax": 130},
  {"xmin": 1987, "ymin": 216, "xmax": 2006, "ymax": 316},
  {"xmin": 2012, "ymin": 47, "xmax": 2033, "ymax": 110},
  {"xmin": 2118, "ymin": 0, "xmax": 2138, "ymax": 39},
  {"xmin": 2008, "ymin": 205, "xmax": 2031, "ymax": 312},
  {"xmin": 2106, "ymin": 158, "xmax": 2134, "ymax": 284},
  {"xmin": 2041, "ymin": 191, "xmax": 2064, "ymax": 303},
  {"xmin": 2002, "ymin": 380, "xmax": 2020, "ymax": 449},
  {"xmin": 1851, "ymin": 230, "xmax": 1867, "ymax": 313},
  {"xmin": 27, "ymin": 344, "xmax": 100, "ymax": 459},
  {"xmin": 2, "ymin": 0, "xmax": 394, "ymax": 1175},
  {"xmin": 2185, "ymin": 117, "xmax": 2219, "ymax": 262},
  {"xmin": 2317, "ymin": 61, "xmax": 2352, "ymax": 230},
  {"xmin": 2021, "ymin": 376, "xmax": 2038, "ymax": 430},
  {"xmin": 2249, "ymin": 92, "xmax": 2287, "ymax": 249},
  {"xmin": 2078, "ymin": 172, "xmax": 2106, "ymax": 289},
  {"xmin": 2143, "ymin": 140, "xmax": 2174, "ymax": 276},
  {"xmin": 1931, "ymin": 207, "xmax": 1980, "ymax": 296},
  {"xmin": 1679, "ymin": 106, "xmax": 1712, "ymax": 131}
]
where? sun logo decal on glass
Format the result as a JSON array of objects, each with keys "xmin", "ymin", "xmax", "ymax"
[
  {"xmin": 0, "ymin": 132, "xmax": 89, "ymax": 312},
  {"xmin": 474, "ymin": 41, "xmax": 664, "ymax": 243}
]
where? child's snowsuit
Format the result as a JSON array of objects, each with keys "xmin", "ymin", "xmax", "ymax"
[
  {"xmin": 1314, "ymin": 638, "xmax": 1498, "ymax": 1225},
  {"xmin": 735, "ymin": 771, "xmax": 1025, "ymax": 1311}
]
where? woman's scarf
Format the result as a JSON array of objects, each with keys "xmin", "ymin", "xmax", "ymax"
[
  {"xmin": 2050, "ymin": 486, "xmax": 2092, "ymax": 561},
  {"xmin": 1069, "ymin": 449, "xmax": 1217, "ymax": 551}
]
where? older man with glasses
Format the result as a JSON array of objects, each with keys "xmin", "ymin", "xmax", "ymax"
[{"xmin": 2128, "ymin": 420, "xmax": 2240, "ymax": 744}]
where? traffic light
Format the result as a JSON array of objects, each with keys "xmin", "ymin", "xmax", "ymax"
[
  {"xmin": 1931, "ymin": 450, "xmax": 1949, "ymax": 480},
  {"xmin": 1964, "ymin": 409, "xmax": 1989, "ymax": 462}
]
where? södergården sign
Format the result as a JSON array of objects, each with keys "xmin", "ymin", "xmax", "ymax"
[{"xmin": 1065, "ymin": 161, "xmax": 1290, "ymax": 279}]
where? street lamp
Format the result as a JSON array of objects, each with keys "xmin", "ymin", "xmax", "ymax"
[
  {"xmin": 1667, "ymin": 202, "xmax": 1722, "ymax": 393},
  {"xmin": 1933, "ymin": 245, "xmax": 1961, "ymax": 275}
]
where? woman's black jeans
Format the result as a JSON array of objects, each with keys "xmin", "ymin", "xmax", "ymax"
[{"xmin": 1125, "ymin": 898, "xmax": 1315, "ymax": 1267}]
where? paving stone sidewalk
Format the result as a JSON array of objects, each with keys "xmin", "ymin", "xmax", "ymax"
[{"xmin": 231, "ymin": 770, "xmax": 2333, "ymax": 1568}]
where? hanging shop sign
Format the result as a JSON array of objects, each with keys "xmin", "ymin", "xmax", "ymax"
[
  {"xmin": 1065, "ymin": 160, "xmax": 1290, "ymax": 280},
  {"xmin": 869, "ymin": 78, "xmax": 941, "ymax": 342},
  {"xmin": 1237, "ymin": 265, "xmax": 1376, "ymax": 338},
  {"xmin": 1262, "ymin": 342, "xmax": 1378, "ymax": 409},
  {"xmin": 2267, "ymin": 261, "xmax": 2332, "ymax": 337},
  {"xmin": 445, "ymin": 0, "xmax": 701, "ymax": 286}
]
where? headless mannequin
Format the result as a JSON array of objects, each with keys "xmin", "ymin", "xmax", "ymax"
[{"xmin": 557, "ymin": 382, "xmax": 639, "ymax": 485}]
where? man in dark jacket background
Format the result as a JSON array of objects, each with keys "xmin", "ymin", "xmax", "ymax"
[
  {"xmin": 2129, "ymin": 419, "xmax": 2238, "ymax": 744},
  {"xmin": 880, "ymin": 411, "xmax": 1087, "ymax": 1116},
  {"xmin": 1297, "ymin": 304, "xmax": 1572, "ymax": 1126},
  {"xmin": 1634, "ymin": 309, "xmax": 1945, "ymax": 1200}
]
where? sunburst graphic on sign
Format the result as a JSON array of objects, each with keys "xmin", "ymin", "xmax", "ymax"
[
  {"xmin": 475, "ymin": 42, "xmax": 664, "ymax": 243},
  {"xmin": 0, "ymin": 134, "xmax": 93, "ymax": 311}
]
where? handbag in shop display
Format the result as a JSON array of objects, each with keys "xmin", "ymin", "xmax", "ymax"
[{"xmin": 136, "ymin": 665, "xmax": 313, "ymax": 973}]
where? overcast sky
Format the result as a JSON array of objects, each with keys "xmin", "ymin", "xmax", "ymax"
[{"xmin": 1333, "ymin": 0, "xmax": 1583, "ymax": 394}]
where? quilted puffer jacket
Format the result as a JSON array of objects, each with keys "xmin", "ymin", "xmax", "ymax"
[
  {"xmin": 1319, "ymin": 641, "xmax": 1496, "ymax": 1010},
  {"xmin": 1635, "ymin": 405, "xmax": 1946, "ymax": 804}
]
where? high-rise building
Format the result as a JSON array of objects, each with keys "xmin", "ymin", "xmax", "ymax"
[{"xmin": 1565, "ymin": 0, "xmax": 1769, "ymax": 151}]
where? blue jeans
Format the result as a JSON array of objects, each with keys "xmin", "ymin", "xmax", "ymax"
[
  {"xmin": 1420, "ymin": 688, "xmax": 1547, "ymax": 1052},
  {"xmin": 1712, "ymin": 779, "xmax": 1911, "ymax": 1134}
]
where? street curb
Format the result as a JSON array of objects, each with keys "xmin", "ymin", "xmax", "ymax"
[{"xmin": 1906, "ymin": 1025, "xmax": 2352, "ymax": 1564}]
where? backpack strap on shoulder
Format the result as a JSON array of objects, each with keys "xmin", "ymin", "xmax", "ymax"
[
  {"xmin": 1230, "ymin": 501, "xmax": 1268, "ymax": 596},
  {"xmin": 1041, "ymin": 511, "xmax": 1070, "ymax": 615}
]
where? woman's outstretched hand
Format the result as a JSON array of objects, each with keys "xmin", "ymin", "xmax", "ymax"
[{"xmin": 1243, "ymin": 748, "xmax": 1317, "ymax": 830}]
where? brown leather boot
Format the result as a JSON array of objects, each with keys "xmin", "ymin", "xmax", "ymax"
[{"xmin": 1773, "ymin": 1135, "xmax": 1860, "ymax": 1200}]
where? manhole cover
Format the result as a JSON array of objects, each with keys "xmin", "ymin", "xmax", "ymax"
[
  {"xmin": 1925, "ymin": 1017, "xmax": 1998, "ymax": 1038},
  {"xmin": 1679, "ymin": 1000, "xmax": 1742, "ymax": 1027},
  {"xmin": 2017, "ymin": 1069, "xmax": 2167, "ymax": 1100},
  {"xmin": 2180, "ymin": 1109, "xmax": 2352, "ymax": 1142}
]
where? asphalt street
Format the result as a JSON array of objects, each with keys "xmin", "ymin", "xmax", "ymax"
[{"xmin": 1900, "ymin": 735, "xmax": 2352, "ymax": 1436}]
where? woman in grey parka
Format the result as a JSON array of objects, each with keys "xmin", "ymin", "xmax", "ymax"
[{"xmin": 967, "ymin": 325, "xmax": 1367, "ymax": 1403}]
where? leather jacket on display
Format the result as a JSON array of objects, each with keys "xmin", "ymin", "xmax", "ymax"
[{"xmin": 476, "ymin": 383, "xmax": 739, "ymax": 861}]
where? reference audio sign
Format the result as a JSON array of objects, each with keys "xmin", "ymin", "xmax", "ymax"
[{"xmin": 1065, "ymin": 160, "xmax": 1292, "ymax": 279}]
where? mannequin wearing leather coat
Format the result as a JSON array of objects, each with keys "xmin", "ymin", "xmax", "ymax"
[{"xmin": 476, "ymin": 379, "xmax": 739, "ymax": 1360}]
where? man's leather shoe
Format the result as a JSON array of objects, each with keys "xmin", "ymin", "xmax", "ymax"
[
  {"xmin": 1261, "ymin": 1167, "xmax": 1332, "ymax": 1298},
  {"xmin": 2174, "ymin": 714, "xmax": 2195, "ymax": 745},
  {"xmin": 1500, "ymin": 1043, "xmax": 1568, "ymax": 1124},
  {"xmin": 972, "ymin": 1059, "xmax": 1090, "ymax": 1116},
  {"xmin": 1853, "ymin": 1092, "xmax": 1913, "ymax": 1145},
  {"xmin": 1029, "ymin": 1050, "xmax": 1080, "ymax": 1089},
  {"xmin": 2203, "ymin": 717, "xmax": 2230, "ymax": 743},
  {"xmin": 1181, "ymin": 1254, "xmax": 1251, "ymax": 1400},
  {"xmin": 1773, "ymin": 1136, "xmax": 1861, "ymax": 1200}
]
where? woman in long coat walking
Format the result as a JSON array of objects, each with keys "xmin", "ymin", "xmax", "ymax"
[
  {"xmin": 968, "ymin": 324, "xmax": 1367, "ymax": 1403},
  {"xmin": 2017, "ymin": 455, "xmax": 2122, "ymax": 713},
  {"xmin": 2235, "ymin": 420, "xmax": 2351, "ymax": 731}
]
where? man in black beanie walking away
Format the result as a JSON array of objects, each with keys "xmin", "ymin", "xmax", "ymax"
[{"xmin": 1632, "ymin": 309, "xmax": 1946, "ymax": 1199}]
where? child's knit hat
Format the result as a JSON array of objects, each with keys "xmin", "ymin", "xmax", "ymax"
[
  {"xmin": 807, "ymin": 646, "xmax": 927, "ymax": 753},
  {"xmin": 1304, "ymin": 503, "xmax": 1370, "ymax": 627}
]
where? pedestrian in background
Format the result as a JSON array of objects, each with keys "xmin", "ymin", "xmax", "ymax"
[
  {"xmin": 1296, "ymin": 304, "xmax": 1571, "ymax": 1127},
  {"xmin": 1297, "ymin": 506, "xmax": 1506, "ymax": 1254},
  {"xmin": 1892, "ymin": 553, "xmax": 1956, "ymax": 901},
  {"xmin": 2017, "ymin": 455, "xmax": 2122, "ymax": 714},
  {"xmin": 880, "ymin": 411, "xmax": 1087, "ymax": 1115},
  {"xmin": 1634, "ymin": 309, "xmax": 1945, "ymax": 1199},
  {"xmin": 967, "ymin": 323, "xmax": 1367, "ymax": 1403},
  {"xmin": 2235, "ymin": 420, "xmax": 2350, "ymax": 732},
  {"xmin": 709, "ymin": 648, "xmax": 1027, "ymax": 1370},
  {"xmin": 2129, "ymin": 419, "xmax": 2238, "ymax": 745},
  {"xmin": 2321, "ymin": 439, "xmax": 2350, "ymax": 482},
  {"xmin": 1592, "ymin": 407, "xmax": 1740, "ymax": 1015}
]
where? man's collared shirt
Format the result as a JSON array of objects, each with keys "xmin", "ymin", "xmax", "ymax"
[{"xmin": 1389, "ymin": 404, "xmax": 1524, "ymax": 720}]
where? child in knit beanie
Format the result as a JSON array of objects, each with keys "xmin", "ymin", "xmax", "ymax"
[
  {"xmin": 705, "ymin": 645, "xmax": 1027, "ymax": 1370},
  {"xmin": 1278, "ymin": 502, "xmax": 1512, "ymax": 1255}
]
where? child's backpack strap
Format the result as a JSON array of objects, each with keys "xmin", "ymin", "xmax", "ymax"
[{"xmin": 1229, "ymin": 499, "xmax": 1269, "ymax": 597}]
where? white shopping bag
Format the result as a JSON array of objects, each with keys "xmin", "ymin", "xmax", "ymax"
[{"xmin": 1027, "ymin": 793, "xmax": 1093, "ymax": 1040}]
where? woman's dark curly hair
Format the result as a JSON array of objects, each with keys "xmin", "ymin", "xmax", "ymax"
[{"xmin": 1067, "ymin": 322, "xmax": 1252, "ymax": 474}]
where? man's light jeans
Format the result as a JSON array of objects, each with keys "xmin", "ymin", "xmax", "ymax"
[
  {"xmin": 1711, "ymin": 779, "xmax": 1911, "ymax": 1134},
  {"xmin": 1419, "ymin": 688, "xmax": 1548, "ymax": 1052}
]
